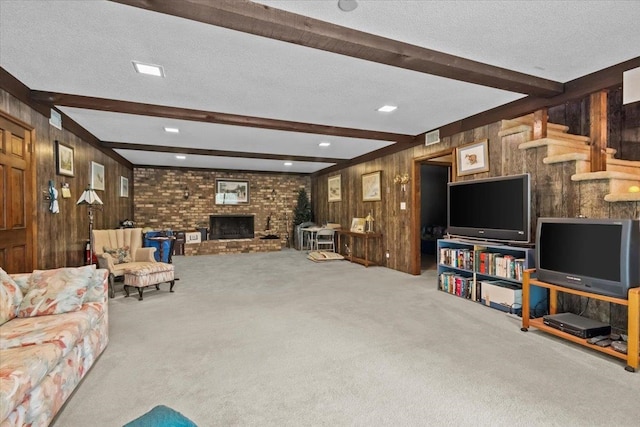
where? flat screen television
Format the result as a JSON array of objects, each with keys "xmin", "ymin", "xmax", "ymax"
[
  {"xmin": 536, "ymin": 217, "xmax": 640, "ymax": 299},
  {"xmin": 447, "ymin": 173, "xmax": 531, "ymax": 243}
]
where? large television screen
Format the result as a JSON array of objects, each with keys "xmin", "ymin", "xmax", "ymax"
[
  {"xmin": 536, "ymin": 217, "xmax": 640, "ymax": 299},
  {"xmin": 447, "ymin": 173, "xmax": 531, "ymax": 243}
]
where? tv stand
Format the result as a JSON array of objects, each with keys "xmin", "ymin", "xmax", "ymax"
[{"xmin": 521, "ymin": 269, "xmax": 639, "ymax": 372}]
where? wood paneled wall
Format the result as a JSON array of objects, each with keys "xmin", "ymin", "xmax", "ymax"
[
  {"xmin": 0, "ymin": 89, "xmax": 133, "ymax": 269},
  {"xmin": 312, "ymin": 95, "xmax": 638, "ymax": 275},
  {"xmin": 312, "ymin": 122, "xmax": 503, "ymax": 274}
]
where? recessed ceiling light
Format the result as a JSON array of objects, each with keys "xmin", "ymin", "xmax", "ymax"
[
  {"xmin": 377, "ymin": 105, "xmax": 397, "ymax": 113},
  {"xmin": 132, "ymin": 61, "xmax": 165, "ymax": 77},
  {"xmin": 338, "ymin": 0, "xmax": 358, "ymax": 12},
  {"xmin": 284, "ymin": 162, "xmax": 293, "ymax": 166},
  {"xmin": 164, "ymin": 127, "xmax": 179, "ymax": 133},
  {"xmin": 319, "ymin": 141, "xmax": 331, "ymax": 147},
  {"xmin": 175, "ymin": 155, "xmax": 186, "ymax": 160}
]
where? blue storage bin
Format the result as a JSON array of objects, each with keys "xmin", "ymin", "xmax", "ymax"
[{"xmin": 143, "ymin": 230, "xmax": 174, "ymax": 263}]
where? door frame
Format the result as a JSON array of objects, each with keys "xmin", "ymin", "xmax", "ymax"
[{"xmin": 409, "ymin": 148, "xmax": 453, "ymax": 275}]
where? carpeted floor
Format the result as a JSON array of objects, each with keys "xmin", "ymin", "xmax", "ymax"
[{"xmin": 53, "ymin": 250, "xmax": 640, "ymax": 426}]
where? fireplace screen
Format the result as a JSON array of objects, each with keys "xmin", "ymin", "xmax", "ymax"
[{"xmin": 209, "ymin": 215, "xmax": 255, "ymax": 240}]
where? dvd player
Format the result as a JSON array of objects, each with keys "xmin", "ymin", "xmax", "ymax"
[{"xmin": 543, "ymin": 312, "xmax": 611, "ymax": 338}]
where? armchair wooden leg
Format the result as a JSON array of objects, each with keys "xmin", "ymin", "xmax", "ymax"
[
  {"xmin": 124, "ymin": 285, "xmax": 130, "ymax": 298},
  {"xmin": 169, "ymin": 280, "xmax": 175, "ymax": 292},
  {"xmin": 137, "ymin": 287, "xmax": 144, "ymax": 301}
]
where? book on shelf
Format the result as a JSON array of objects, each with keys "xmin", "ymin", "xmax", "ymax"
[{"xmin": 438, "ymin": 272, "xmax": 473, "ymax": 299}]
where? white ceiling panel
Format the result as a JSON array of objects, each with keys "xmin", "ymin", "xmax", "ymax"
[{"xmin": 1, "ymin": 0, "xmax": 638, "ymax": 174}]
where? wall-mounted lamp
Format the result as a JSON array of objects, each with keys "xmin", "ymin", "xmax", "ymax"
[
  {"xmin": 183, "ymin": 186, "xmax": 190, "ymax": 200},
  {"xmin": 394, "ymin": 173, "xmax": 410, "ymax": 192}
]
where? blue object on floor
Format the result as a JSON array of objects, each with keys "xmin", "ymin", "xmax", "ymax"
[
  {"xmin": 143, "ymin": 230, "xmax": 174, "ymax": 263},
  {"xmin": 123, "ymin": 405, "xmax": 197, "ymax": 427}
]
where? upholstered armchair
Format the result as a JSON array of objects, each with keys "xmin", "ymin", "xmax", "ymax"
[{"xmin": 92, "ymin": 228, "xmax": 157, "ymax": 298}]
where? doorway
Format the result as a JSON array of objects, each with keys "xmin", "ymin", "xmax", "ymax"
[
  {"xmin": 419, "ymin": 163, "xmax": 449, "ymax": 271},
  {"xmin": 411, "ymin": 150, "xmax": 453, "ymax": 274}
]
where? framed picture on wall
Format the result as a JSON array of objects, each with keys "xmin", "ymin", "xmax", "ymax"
[
  {"xmin": 55, "ymin": 141, "xmax": 74, "ymax": 177},
  {"xmin": 120, "ymin": 176, "xmax": 129, "ymax": 197},
  {"xmin": 456, "ymin": 139, "xmax": 489, "ymax": 176},
  {"xmin": 215, "ymin": 179, "xmax": 249, "ymax": 204},
  {"xmin": 362, "ymin": 171, "xmax": 381, "ymax": 202},
  {"xmin": 328, "ymin": 175, "xmax": 341, "ymax": 202},
  {"xmin": 91, "ymin": 161, "xmax": 105, "ymax": 191}
]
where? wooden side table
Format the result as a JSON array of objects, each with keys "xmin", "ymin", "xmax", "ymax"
[{"xmin": 336, "ymin": 230, "xmax": 382, "ymax": 267}]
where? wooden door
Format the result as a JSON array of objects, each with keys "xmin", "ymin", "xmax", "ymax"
[{"xmin": 0, "ymin": 113, "xmax": 35, "ymax": 273}]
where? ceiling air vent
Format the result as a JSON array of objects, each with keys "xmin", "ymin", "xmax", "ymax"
[{"xmin": 425, "ymin": 129, "xmax": 440, "ymax": 146}]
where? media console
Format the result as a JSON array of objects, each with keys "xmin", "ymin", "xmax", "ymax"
[{"xmin": 521, "ymin": 269, "xmax": 640, "ymax": 372}]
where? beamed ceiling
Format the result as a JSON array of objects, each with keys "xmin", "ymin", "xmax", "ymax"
[{"xmin": 1, "ymin": 0, "xmax": 639, "ymax": 174}]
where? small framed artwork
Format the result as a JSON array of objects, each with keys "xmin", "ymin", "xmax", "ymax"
[
  {"xmin": 328, "ymin": 175, "xmax": 341, "ymax": 202},
  {"xmin": 350, "ymin": 217, "xmax": 366, "ymax": 233},
  {"xmin": 55, "ymin": 140, "xmax": 74, "ymax": 177},
  {"xmin": 362, "ymin": 171, "xmax": 381, "ymax": 202},
  {"xmin": 456, "ymin": 139, "xmax": 489, "ymax": 177},
  {"xmin": 91, "ymin": 161, "xmax": 105, "ymax": 191},
  {"xmin": 120, "ymin": 176, "xmax": 129, "ymax": 197},
  {"xmin": 215, "ymin": 179, "xmax": 249, "ymax": 204}
]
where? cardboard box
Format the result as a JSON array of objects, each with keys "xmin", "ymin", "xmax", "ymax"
[
  {"xmin": 185, "ymin": 231, "xmax": 201, "ymax": 244},
  {"xmin": 480, "ymin": 280, "xmax": 522, "ymax": 313}
]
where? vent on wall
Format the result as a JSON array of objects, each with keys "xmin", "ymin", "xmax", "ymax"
[{"xmin": 425, "ymin": 129, "xmax": 440, "ymax": 146}]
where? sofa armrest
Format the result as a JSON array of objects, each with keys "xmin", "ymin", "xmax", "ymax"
[
  {"xmin": 135, "ymin": 247, "xmax": 156, "ymax": 262},
  {"xmin": 95, "ymin": 268, "xmax": 110, "ymax": 303},
  {"xmin": 98, "ymin": 253, "xmax": 116, "ymax": 272}
]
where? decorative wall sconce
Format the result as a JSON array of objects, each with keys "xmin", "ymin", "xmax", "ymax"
[
  {"xmin": 394, "ymin": 173, "xmax": 410, "ymax": 192},
  {"xmin": 183, "ymin": 186, "xmax": 190, "ymax": 200}
]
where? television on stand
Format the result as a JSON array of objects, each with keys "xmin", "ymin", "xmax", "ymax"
[
  {"xmin": 535, "ymin": 217, "xmax": 640, "ymax": 299},
  {"xmin": 447, "ymin": 173, "xmax": 531, "ymax": 244}
]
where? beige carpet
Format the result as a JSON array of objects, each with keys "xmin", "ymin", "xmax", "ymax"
[{"xmin": 52, "ymin": 249, "xmax": 640, "ymax": 426}]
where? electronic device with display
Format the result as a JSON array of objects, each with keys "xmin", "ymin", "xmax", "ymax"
[
  {"xmin": 447, "ymin": 173, "xmax": 531, "ymax": 243},
  {"xmin": 536, "ymin": 217, "xmax": 640, "ymax": 299}
]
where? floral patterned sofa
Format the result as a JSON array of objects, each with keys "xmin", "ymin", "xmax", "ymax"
[{"xmin": 0, "ymin": 265, "xmax": 109, "ymax": 427}]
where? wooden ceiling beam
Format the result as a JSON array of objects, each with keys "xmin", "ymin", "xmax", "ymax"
[
  {"xmin": 30, "ymin": 91, "xmax": 414, "ymax": 143},
  {"xmin": 110, "ymin": 0, "xmax": 563, "ymax": 97},
  {"xmin": 102, "ymin": 141, "xmax": 346, "ymax": 164}
]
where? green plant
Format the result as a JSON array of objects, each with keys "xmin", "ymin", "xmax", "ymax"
[{"xmin": 293, "ymin": 188, "xmax": 312, "ymax": 225}]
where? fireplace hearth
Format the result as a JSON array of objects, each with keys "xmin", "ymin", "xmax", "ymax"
[{"xmin": 209, "ymin": 215, "xmax": 255, "ymax": 240}]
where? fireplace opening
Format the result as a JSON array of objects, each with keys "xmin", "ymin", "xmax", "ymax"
[{"xmin": 209, "ymin": 215, "xmax": 255, "ymax": 240}]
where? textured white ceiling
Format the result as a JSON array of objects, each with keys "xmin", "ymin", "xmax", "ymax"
[{"xmin": 1, "ymin": 0, "xmax": 639, "ymax": 173}]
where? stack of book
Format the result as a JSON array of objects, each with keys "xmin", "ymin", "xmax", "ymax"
[{"xmin": 474, "ymin": 251, "xmax": 526, "ymax": 280}]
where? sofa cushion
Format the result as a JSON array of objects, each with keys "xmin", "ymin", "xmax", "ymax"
[
  {"xmin": 0, "ymin": 305, "xmax": 102, "ymax": 352},
  {"xmin": 103, "ymin": 246, "xmax": 132, "ymax": 264},
  {"xmin": 0, "ymin": 342, "xmax": 64, "ymax": 422},
  {"xmin": 9, "ymin": 273, "xmax": 31, "ymax": 295},
  {"xmin": 0, "ymin": 269, "xmax": 23, "ymax": 326},
  {"xmin": 109, "ymin": 261, "xmax": 160, "ymax": 278},
  {"xmin": 17, "ymin": 266, "xmax": 94, "ymax": 318}
]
